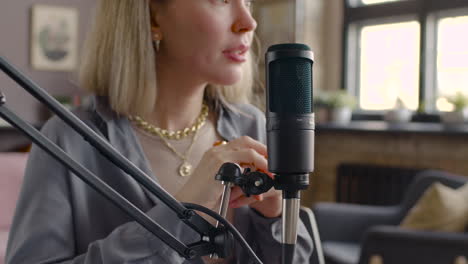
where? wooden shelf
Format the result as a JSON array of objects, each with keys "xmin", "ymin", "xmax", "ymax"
[{"xmin": 317, "ymin": 121, "xmax": 468, "ymax": 135}]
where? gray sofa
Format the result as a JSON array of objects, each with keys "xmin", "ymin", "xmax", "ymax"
[
  {"xmin": 313, "ymin": 170, "xmax": 468, "ymax": 264},
  {"xmin": 0, "ymin": 152, "xmax": 28, "ymax": 264}
]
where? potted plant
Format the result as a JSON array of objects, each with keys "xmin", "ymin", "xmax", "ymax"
[
  {"xmin": 440, "ymin": 92, "xmax": 468, "ymax": 126},
  {"xmin": 327, "ymin": 90, "xmax": 357, "ymax": 124},
  {"xmin": 313, "ymin": 90, "xmax": 333, "ymax": 123},
  {"xmin": 313, "ymin": 90, "xmax": 357, "ymax": 124},
  {"xmin": 384, "ymin": 98, "xmax": 413, "ymax": 123}
]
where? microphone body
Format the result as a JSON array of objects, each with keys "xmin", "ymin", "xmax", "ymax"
[{"xmin": 265, "ymin": 43, "xmax": 315, "ymax": 263}]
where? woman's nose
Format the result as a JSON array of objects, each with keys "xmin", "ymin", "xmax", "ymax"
[{"xmin": 231, "ymin": 4, "xmax": 257, "ymax": 33}]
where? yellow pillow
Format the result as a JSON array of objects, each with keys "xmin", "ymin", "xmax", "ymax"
[{"xmin": 400, "ymin": 181, "xmax": 468, "ymax": 232}]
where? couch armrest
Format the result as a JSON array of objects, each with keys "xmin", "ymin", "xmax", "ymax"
[
  {"xmin": 359, "ymin": 225, "xmax": 468, "ymax": 264},
  {"xmin": 313, "ymin": 202, "xmax": 400, "ymax": 242}
]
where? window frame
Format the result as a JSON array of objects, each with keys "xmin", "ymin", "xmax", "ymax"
[
  {"xmin": 343, "ymin": 0, "xmax": 468, "ymax": 118},
  {"xmin": 346, "ymin": 15, "xmax": 420, "ymax": 114},
  {"xmin": 426, "ymin": 7, "xmax": 468, "ymax": 112}
]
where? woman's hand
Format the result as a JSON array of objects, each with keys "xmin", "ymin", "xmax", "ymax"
[
  {"xmin": 174, "ymin": 136, "xmax": 279, "ymax": 216},
  {"xmin": 229, "ymin": 184, "xmax": 282, "ymax": 218}
]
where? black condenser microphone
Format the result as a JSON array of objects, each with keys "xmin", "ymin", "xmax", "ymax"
[{"xmin": 265, "ymin": 43, "xmax": 314, "ymax": 263}]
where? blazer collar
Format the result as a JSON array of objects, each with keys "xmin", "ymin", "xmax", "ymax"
[{"xmin": 91, "ymin": 96, "xmax": 243, "ymax": 205}]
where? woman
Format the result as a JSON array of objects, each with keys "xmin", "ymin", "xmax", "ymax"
[{"xmin": 6, "ymin": 0, "xmax": 313, "ymax": 263}]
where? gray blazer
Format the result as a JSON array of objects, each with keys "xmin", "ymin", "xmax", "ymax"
[{"xmin": 6, "ymin": 97, "xmax": 313, "ymax": 263}]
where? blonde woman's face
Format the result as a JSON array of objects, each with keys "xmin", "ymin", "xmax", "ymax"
[{"xmin": 155, "ymin": 0, "xmax": 257, "ymax": 86}]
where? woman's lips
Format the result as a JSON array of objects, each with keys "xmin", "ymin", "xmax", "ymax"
[{"xmin": 223, "ymin": 45, "xmax": 249, "ymax": 63}]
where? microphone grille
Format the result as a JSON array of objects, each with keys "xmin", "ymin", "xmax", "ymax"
[{"xmin": 269, "ymin": 58, "xmax": 312, "ymax": 114}]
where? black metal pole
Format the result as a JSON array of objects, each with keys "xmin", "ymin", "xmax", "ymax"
[
  {"xmin": 0, "ymin": 103, "xmax": 193, "ymax": 258},
  {"xmin": 0, "ymin": 56, "xmax": 264, "ymax": 263},
  {"xmin": 0, "ymin": 56, "xmax": 213, "ymax": 235}
]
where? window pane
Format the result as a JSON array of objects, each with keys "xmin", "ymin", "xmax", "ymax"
[
  {"xmin": 360, "ymin": 0, "xmax": 402, "ymax": 5},
  {"xmin": 436, "ymin": 15, "xmax": 468, "ymax": 111},
  {"xmin": 359, "ymin": 21, "xmax": 420, "ymax": 110}
]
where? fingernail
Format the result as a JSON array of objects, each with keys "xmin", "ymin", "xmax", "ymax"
[
  {"xmin": 256, "ymin": 168, "xmax": 274, "ymax": 179},
  {"xmin": 213, "ymin": 140, "xmax": 227, "ymax": 147},
  {"xmin": 253, "ymin": 195, "xmax": 262, "ymax": 201}
]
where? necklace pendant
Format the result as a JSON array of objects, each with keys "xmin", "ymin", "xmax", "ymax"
[{"xmin": 179, "ymin": 162, "xmax": 192, "ymax": 177}]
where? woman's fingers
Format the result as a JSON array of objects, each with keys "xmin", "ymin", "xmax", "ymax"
[
  {"xmin": 216, "ymin": 136, "xmax": 268, "ymax": 158},
  {"xmin": 230, "ymin": 194, "xmax": 264, "ymax": 208},
  {"xmin": 178, "ymin": 137, "xmax": 272, "ymax": 209},
  {"xmin": 230, "ymin": 186, "xmax": 263, "ymax": 201},
  {"xmin": 229, "ymin": 186, "xmax": 244, "ymax": 202},
  {"xmin": 212, "ymin": 136, "xmax": 272, "ymax": 176},
  {"xmin": 225, "ymin": 148, "xmax": 269, "ymax": 175},
  {"xmin": 189, "ymin": 136, "xmax": 272, "ymax": 209},
  {"xmin": 261, "ymin": 187, "xmax": 282, "ymax": 199}
]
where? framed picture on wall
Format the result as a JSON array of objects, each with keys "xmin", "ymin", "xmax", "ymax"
[{"xmin": 30, "ymin": 5, "xmax": 78, "ymax": 72}]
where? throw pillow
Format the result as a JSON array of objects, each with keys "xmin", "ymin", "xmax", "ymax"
[{"xmin": 400, "ymin": 181, "xmax": 468, "ymax": 232}]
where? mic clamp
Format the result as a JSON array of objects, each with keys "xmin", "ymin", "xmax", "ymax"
[
  {"xmin": 215, "ymin": 163, "xmax": 274, "ymax": 197},
  {"xmin": 215, "ymin": 163, "xmax": 309, "ymax": 197}
]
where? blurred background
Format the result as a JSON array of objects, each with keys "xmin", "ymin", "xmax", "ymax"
[{"xmin": 1, "ymin": 1, "xmax": 468, "ymax": 263}]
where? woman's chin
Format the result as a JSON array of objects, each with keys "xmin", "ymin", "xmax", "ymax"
[{"xmin": 211, "ymin": 70, "xmax": 243, "ymax": 86}]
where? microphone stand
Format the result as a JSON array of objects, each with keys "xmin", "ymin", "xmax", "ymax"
[
  {"xmin": 275, "ymin": 174, "xmax": 309, "ymax": 264},
  {"xmin": 0, "ymin": 56, "xmax": 262, "ymax": 263},
  {"xmin": 214, "ymin": 163, "xmax": 310, "ymax": 264}
]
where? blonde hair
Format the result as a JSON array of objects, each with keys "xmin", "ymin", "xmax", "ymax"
[{"xmin": 79, "ymin": 0, "xmax": 260, "ymax": 117}]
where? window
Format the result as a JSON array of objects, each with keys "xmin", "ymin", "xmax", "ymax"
[
  {"xmin": 436, "ymin": 14, "xmax": 468, "ymax": 111},
  {"xmin": 360, "ymin": 0, "xmax": 403, "ymax": 6},
  {"xmin": 359, "ymin": 21, "xmax": 420, "ymax": 110},
  {"xmin": 344, "ymin": 0, "xmax": 468, "ymax": 114}
]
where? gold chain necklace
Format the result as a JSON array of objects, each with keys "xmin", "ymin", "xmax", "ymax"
[
  {"xmin": 129, "ymin": 104, "xmax": 209, "ymax": 140},
  {"xmin": 155, "ymin": 125, "xmax": 201, "ymax": 177},
  {"xmin": 130, "ymin": 104, "xmax": 208, "ymax": 176}
]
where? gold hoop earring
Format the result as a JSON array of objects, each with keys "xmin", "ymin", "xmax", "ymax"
[
  {"xmin": 153, "ymin": 33, "xmax": 161, "ymax": 51},
  {"xmin": 156, "ymin": 39, "xmax": 160, "ymax": 51}
]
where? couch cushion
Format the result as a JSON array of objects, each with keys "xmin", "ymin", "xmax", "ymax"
[
  {"xmin": 0, "ymin": 230, "xmax": 9, "ymax": 264},
  {"xmin": 400, "ymin": 181, "xmax": 468, "ymax": 232},
  {"xmin": 323, "ymin": 241, "xmax": 360, "ymax": 264},
  {"xmin": 0, "ymin": 152, "xmax": 28, "ymax": 229}
]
